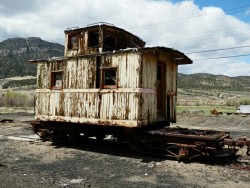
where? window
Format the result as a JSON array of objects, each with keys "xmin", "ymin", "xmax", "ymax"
[
  {"xmin": 68, "ymin": 34, "xmax": 78, "ymax": 49},
  {"xmin": 157, "ymin": 65, "xmax": 162, "ymax": 81},
  {"xmin": 102, "ymin": 68, "xmax": 117, "ymax": 89},
  {"xmin": 51, "ymin": 71, "xmax": 63, "ymax": 90},
  {"xmin": 88, "ymin": 30, "xmax": 99, "ymax": 47},
  {"xmin": 104, "ymin": 34, "xmax": 115, "ymax": 51}
]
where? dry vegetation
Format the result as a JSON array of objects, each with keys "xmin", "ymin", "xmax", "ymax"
[
  {"xmin": 177, "ymin": 88, "xmax": 250, "ymax": 114},
  {"xmin": 0, "ymin": 76, "xmax": 35, "ymax": 114}
]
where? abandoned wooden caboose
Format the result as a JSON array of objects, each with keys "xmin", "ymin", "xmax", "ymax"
[{"xmin": 30, "ymin": 23, "xmax": 192, "ymax": 138}]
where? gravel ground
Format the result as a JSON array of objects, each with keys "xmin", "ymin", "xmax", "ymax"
[{"xmin": 0, "ymin": 114, "xmax": 249, "ymax": 188}]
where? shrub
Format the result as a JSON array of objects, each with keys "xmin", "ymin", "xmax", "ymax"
[
  {"xmin": 0, "ymin": 90, "xmax": 34, "ymax": 107},
  {"xmin": 226, "ymin": 99, "xmax": 240, "ymax": 107},
  {"xmin": 240, "ymin": 98, "xmax": 250, "ymax": 105}
]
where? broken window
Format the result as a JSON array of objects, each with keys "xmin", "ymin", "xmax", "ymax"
[
  {"xmin": 51, "ymin": 71, "xmax": 63, "ymax": 90},
  {"xmin": 88, "ymin": 30, "xmax": 99, "ymax": 47},
  {"xmin": 104, "ymin": 33, "xmax": 115, "ymax": 51},
  {"xmin": 68, "ymin": 34, "xmax": 78, "ymax": 49},
  {"xmin": 101, "ymin": 68, "xmax": 117, "ymax": 89}
]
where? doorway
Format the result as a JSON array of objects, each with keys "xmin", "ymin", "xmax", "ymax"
[{"xmin": 157, "ymin": 62, "xmax": 166, "ymax": 118}]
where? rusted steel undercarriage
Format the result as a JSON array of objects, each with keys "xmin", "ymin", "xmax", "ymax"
[
  {"xmin": 144, "ymin": 127, "xmax": 250, "ymax": 160},
  {"xmin": 31, "ymin": 121, "xmax": 250, "ymax": 161}
]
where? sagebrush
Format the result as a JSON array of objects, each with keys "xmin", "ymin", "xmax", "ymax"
[{"xmin": 0, "ymin": 90, "xmax": 34, "ymax": 107}]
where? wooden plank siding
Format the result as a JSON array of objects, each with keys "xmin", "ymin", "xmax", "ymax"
[
  {"xmin": 166, "ymin": 56, "xmax": 178, "ymax": 122},
  {"xmin": 140, "ymin": 52, "xmax": 157, "ymax": 124},
  {"xmin": 31, "ymin": 24, "xmax": 192, "ymax": 128},
  {"xmin": 33, "ymin": 48, "xmax": 190, "ymax": 127},
  {"xmin": 35, "ymin": 52, "xmax": 157, "ymax": 127}
]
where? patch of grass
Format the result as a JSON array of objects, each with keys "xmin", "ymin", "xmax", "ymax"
[{"xmin": 177, "ymin": 105, "xmax": 236, "ymax": 115}]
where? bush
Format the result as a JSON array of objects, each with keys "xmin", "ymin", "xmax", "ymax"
[
  {"xmin": 0, "ymin": 90, "xmax": 34, "ymax": 107},
  {"xmin": 226, "ymin": 99, "xmax": 240, "ymax": 107},
  {"xmin": 226, "ymin": 98, "xmax": 250, "ymax": 107},
  {"xmin": 240, "ymin": 98, "xmax": 250, "ymax": 105}
]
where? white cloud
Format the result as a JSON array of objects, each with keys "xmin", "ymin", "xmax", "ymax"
[
  {"xmin": 0, "ymin": 0, "xmax": 250, "ymax": 76},
  {"xmin": 179, "ymin": 59, "xmax": 250, "ymax": 77}
]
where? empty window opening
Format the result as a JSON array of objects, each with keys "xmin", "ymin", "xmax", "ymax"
[
  {"xmin": 104, "ymin": 34, "xmax": 115, "ymax": 50},
  {"xmin": 102, "ymin": 68, "xmax": 117, "ymax": 89},
  {"xmin": 157, "ymin": 65, "xmax": 162, "ymax": 81},
  {"xmin": 88, "ymin": 30, "xmax": 99, "ymax": 47},
  {"xmin": 68, "ymin": 34, "xmax": 78, "ymax": 49},
  {"xmin": 51, "ymin": 71, "xmax": 63, "ymax": 90}
]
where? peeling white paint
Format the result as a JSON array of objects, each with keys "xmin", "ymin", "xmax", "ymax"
[
  {"xmin": 31, "ymin": 25, "xmax": 192, "ymax": 128},
  {"xmin": 35, "ymin": 50, "xmax": 181, "ymax": 127}
]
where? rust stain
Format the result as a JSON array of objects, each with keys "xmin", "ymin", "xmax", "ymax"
[{"xmin": 32, "ymin": 23, "xmax": 191, "ymax": 128}]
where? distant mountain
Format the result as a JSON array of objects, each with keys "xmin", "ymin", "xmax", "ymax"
[
  {"xmin": 0, "ymin": 37, "xmax": 64, "ymax": 79},
  {"xmin": 178, "ymin": 73, "xmax": 250, "ymax": 91},
  {"xmin": 1, "ymin": 37, "xmax": 250, "ymax": 92}
]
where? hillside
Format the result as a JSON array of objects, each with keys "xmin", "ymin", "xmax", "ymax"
[
  {"xmin": 178, "ymin": 73, "xmax": 250, "ymax": 92},
  {"xmin": 1, "ymin": 37, "xmax": 250, "ymax": 92},
  {"xmin": 0, "ymin": 37, "xmax": 64, "ymax": 79},
  {"xmin": 177, "ymin": 73, "xmax": 250, "ymax": 106}
]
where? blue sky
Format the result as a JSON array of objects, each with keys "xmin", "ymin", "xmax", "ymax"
[
  {"xmin": 193, "ymin": 0, "xmax": 250, "ymax": 76},
  {"xmin": 193, "ymin": 0, "xmax": 249, "ymax": 9},
  {"xmin": 171, "ymin": 0, "xmax": 250, "ymax": 22},
  {"xmin": 0, "ymin": 0, "xmax": 250, "ymax": 76},
  {"xmin": 173, "ymin": 0, "xmax": 249, "ymax": 10},
  {"xmin": 196, "ymin": 0, "xmax": 250, "ymax": 21}
]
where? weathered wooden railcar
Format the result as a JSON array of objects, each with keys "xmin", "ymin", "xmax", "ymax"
[{"xmin": 30, "ymin": 23, "xmax": 191, "ymax": 136}]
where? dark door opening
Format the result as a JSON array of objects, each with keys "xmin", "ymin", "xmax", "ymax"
[{"xmin": 157, "ymin": 62, "xmax": 166, "ymax": 119}]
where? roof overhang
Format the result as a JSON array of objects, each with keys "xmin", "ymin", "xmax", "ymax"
[
  {"xmin": 28, "ymin": 47, "xmax": 192, "ymax": 65},
  {"xmin": 106, "ymin": 47, "xmax": 192, "ymax": 65},
  {"xmin": 137, "ymin": 47, "xmax": 192, "ymax": 65}
]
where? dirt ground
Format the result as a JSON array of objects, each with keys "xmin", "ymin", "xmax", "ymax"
[{"xmin": 0, "ymin": 113, "xmax": 250, "ymax": 188}]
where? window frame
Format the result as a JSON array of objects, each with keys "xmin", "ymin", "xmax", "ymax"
[
  {"xmin": 68, "ymin": 34, "xmax": 78, "ymax": 49},
  {"xmin": 101, "ymin": 67, "xmax": 118, "ymax": 89},
  {"xmin": 51, "ymin": 71, "xmax": 63, "ymax": 90}
]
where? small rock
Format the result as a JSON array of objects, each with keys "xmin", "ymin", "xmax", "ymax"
[
  {"xmin": 148, "ymin": 163, "xmax": 154, "ymax": 168},
  {"xmin": 70, "ymin": 178, "xmax": 84, "ymax": 184},
  {"xmin": 156, "ymin": 162, "xmax": 162, "ymax": 166}
]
